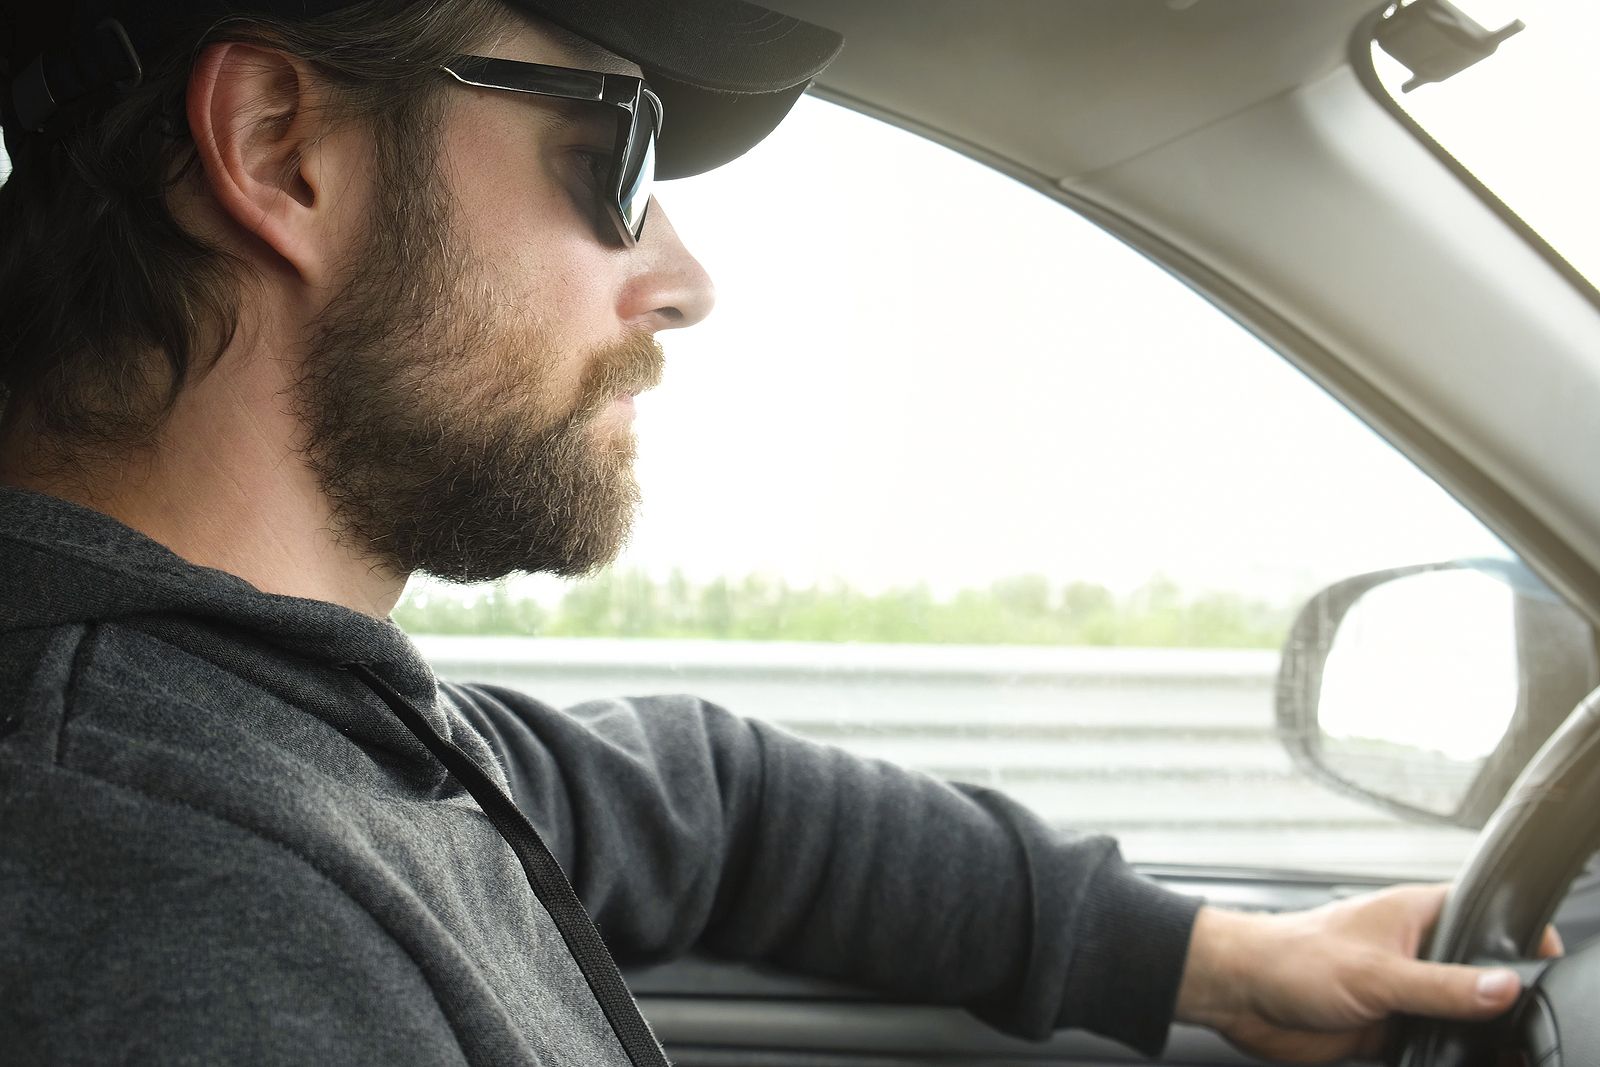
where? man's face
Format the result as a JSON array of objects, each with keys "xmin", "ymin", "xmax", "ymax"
[{"xmin": 292, "ymin": 22, "xmax": 713, "ymax": 584}]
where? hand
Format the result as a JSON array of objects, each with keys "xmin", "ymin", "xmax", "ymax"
[{"xmin": 1174, "ymin": 883, "xmax": 1564, "ymax": 1064}]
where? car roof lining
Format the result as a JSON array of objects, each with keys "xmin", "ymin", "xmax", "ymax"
[{"xmin": 775, "ymin": 0, "xmax": 1378, "ymax": 182}]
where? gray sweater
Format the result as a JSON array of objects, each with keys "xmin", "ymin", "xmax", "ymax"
[{"xmin": 0, "ymin": 486, "xmax": 1201, "ymax": 1064}]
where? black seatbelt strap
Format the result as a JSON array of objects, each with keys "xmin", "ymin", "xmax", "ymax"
[{"xmin": 341, "ymin": 662, "xmax": 671, "ymax": 1067}]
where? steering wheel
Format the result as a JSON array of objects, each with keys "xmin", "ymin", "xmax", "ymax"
[{"xmin": 1396, "ymin": 684, "xmax": 1600, "ymax": 1067}]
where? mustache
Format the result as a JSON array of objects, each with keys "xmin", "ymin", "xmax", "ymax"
[{"xmin": 576, "ymin": 330, "xmax": 665, "ymax": 409}]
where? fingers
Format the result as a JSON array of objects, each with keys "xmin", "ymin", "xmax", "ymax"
[
  {"xmin": 1393, "ymin": 882, "xmax": 1450, "ymax": 912},
  {"xmin": 1378, "ymin": 959, "xmax": 1523, "ymax": 1021},
  {"xmin": 1389, "ymin": 884, "xmax": 1563, "ymax": 963}
]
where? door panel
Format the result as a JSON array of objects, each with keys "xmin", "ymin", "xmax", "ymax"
[
  {"xmin": 628, "ymin": 869, "xmax": 1393, "ymax": 1066},
  {"xmin": 630, "ymin": 864, "xmax": 1600, "ymax": 1063}
]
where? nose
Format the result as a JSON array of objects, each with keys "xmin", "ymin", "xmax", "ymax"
[{"xmin": 617, "ymin": 197, "xmax": 716, "ymax": 331}]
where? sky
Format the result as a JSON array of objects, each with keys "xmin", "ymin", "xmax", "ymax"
[
  {"xmin": 1, "ymin": 4, "xmax": 1589, "ymax": 611},
  {"xmin": 588, "ymin": 98, "xmax": 1504, "ymax": 603}
]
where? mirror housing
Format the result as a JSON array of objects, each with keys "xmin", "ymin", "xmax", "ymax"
[{"xmin": 1276, "ymin": 559, "xmax": 1599, "ymax": 830}]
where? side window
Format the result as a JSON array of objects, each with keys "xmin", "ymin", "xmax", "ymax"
[{"xmin": 399, "ymin": 97, "xmax": 1523, "ymax": 878}]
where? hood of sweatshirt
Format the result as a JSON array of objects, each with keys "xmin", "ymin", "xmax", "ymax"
[
  {"xmin": 0, "ymin": 484, "xmax": 675, "ymax": 1067},
  {"xmin": 0, "ymin": 484, "xmax": 466, "ymax": 770}
]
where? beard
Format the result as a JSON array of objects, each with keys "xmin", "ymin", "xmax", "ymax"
[{"xmin": 290, "ymin": 155, "xmax": 662, "ymax": 585}]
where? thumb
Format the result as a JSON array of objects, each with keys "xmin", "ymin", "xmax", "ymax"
[{"xmin": 1378, "ymin": 960, "xmax": 1523, "ymax": 1020}]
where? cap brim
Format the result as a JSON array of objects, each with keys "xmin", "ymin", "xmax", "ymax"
[
  {"xmin": 644, "ymin": 75, "xmax": 812, "ymax": 180},
  {"xmin": 507, "ymin": 0, "xmax": 843, "ymax": 179}
]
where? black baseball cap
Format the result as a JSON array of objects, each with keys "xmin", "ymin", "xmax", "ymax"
[{"xmin": 0, "ymin": 0, "xmax": 843, "ymax": 179}]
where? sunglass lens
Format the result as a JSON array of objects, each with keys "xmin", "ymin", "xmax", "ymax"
[{"xmin": 617, "ymin": 100, "xmax": 657, "ymax": 240}]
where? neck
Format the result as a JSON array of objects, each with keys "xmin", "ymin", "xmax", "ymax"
[{"xmin": 0, "ymin": 340, "xmax": 407, "ymax": 620}]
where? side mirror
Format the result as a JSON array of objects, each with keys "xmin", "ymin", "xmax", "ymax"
[{"xmin": 1276, "ymin": 559, "xmax": 1599, "ymax": 830}]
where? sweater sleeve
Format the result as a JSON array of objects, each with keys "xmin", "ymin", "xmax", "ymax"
[{"xmin": 450, "ymin": 684, "xmax": 1202, "ymax": 1057}]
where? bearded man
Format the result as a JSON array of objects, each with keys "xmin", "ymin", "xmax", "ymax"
[{"xmin": 0, "ymin": 2, "xmax": 1552, "ymax": 1064}]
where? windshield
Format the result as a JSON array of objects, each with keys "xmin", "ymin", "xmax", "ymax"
[{"xmin": 1369, "ymin": 0, "xmax": 1599, "ymax": 289}]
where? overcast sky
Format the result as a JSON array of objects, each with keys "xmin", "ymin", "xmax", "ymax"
[{"xmin": 590, "ymin": 93, "xmax": 1497, "ymax": 602}]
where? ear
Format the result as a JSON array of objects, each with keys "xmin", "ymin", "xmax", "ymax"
[{"xmin": 186, "ymin": 42, "xmax": 349, "ymax": 287}]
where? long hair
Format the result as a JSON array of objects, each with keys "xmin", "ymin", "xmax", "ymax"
[{"xmin": 0, "ymin": 0, "xmax": 514, "ymax": 461}]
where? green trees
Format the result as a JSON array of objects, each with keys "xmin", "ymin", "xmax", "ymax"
[{"xmin": 393, "ymin": 569, "xmax": 1294, "ymax": 648}]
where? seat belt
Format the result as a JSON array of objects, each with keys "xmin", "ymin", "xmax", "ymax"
[{"xmin": 341, "ymin": 662, "xmax": 671, "ymax": 1067}]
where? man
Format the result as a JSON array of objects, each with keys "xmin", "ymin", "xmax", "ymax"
[{"xmin": 0, "ymin": 1, "xmax": 1554, "ymax": 1063}]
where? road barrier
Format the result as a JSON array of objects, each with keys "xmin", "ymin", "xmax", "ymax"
[{"xmin": 416, "ymin": 636, "xmax": 1477, "ymax": 878}]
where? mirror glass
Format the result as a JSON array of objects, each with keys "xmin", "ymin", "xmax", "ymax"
[{"xmin": 1317, "ymin": 568, "xmax": 1518, "ymax": 818}]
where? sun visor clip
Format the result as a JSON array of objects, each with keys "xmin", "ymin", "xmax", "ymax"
[{"xmin": 1374, "ymin": 0, "xmax": 1524, "ymax": 93}]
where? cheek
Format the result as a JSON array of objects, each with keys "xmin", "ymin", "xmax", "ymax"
[
  {"xmin": 438, "ymin": 108, "xmax": 634, "ymax": 408},
  {"xmin": 463, "ymin": 235, "xmax": 621, "ymax": 409},
  {"xmin": 509, "ymin": 237, "xmax": 610, "ymax": 331},
  {"xmin": 445, "ymin": 135, "xmax": 623, "ymax": 351}
]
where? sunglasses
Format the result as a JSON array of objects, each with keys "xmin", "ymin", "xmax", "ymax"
[{"xmin": 441, "ymin": 55, "xmax": 662, "ymax": 246}]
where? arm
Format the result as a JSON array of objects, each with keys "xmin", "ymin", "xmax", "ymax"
[
  {"xmin": 454, "ymin": 686, "xmax": 1560, "ymax": 1062},
  {"xmin": 451, "ymin": 684, "xmax": 1201, "ymax": 1055}
]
